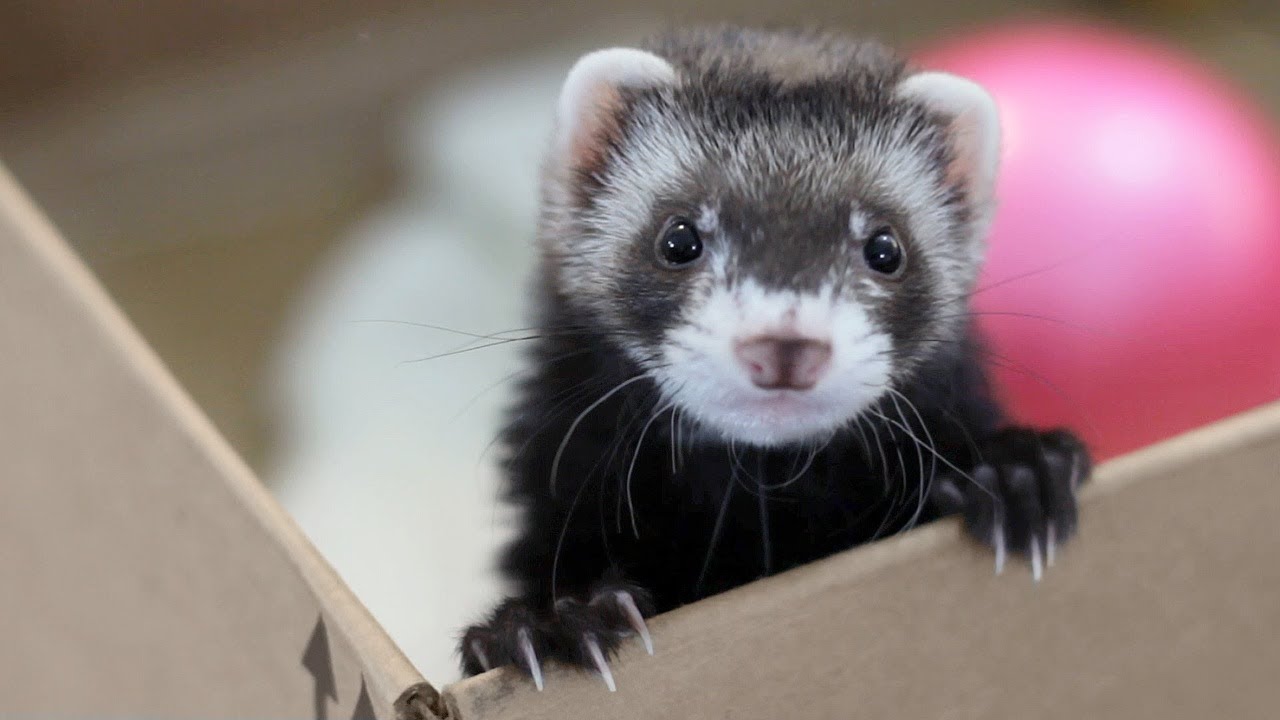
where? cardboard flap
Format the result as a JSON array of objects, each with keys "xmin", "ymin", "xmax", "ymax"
[
  {"xmin": 444, "ymin": 401, "xmax": 1280, "ymax": 719},
  {"xmin": 0, "ymin": 165, "xmax": 437, "ymax": 719}
]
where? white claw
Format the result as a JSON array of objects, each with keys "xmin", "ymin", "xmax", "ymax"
[
  {"xmin": 516, "ymin": 627, "xmax": 544, "ymax": 691},
  {"xmin": 1030, "ymin": 534, "xmax": 1044, "ymax": 583},
  {"xmin": 470, "ymin": 640, "xmax": 492, "ymax": 672},
  {"xmin": 1046, "ymin": 522, "xmax": 1057, "ymax": 568},
  {"xmin": 584, "ymin": 634, "xmax": 617, "ymax": 692},
  {"xmin": 616, "ymin": 591, "xmax": 653, "ymax": 655},
  {"xmin": 993, "ymin": 511, "xmax": 1007, "ymax": 576}
]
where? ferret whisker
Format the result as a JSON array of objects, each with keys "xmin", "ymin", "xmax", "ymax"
[
  {"xmin": 624, "ymin": 401, "xmax": 675, "ymax": 538},
  {"xmin": 755, "ymin": 453, "xmax": 773, "ymax": 576},
  {"xmin": 400, "ymin": 336, "xmax": 544, "ymax": 364},
  {"xmin": 968, "ymin": 241, "xmax": 1107, "ymax": 298},
  {"xmin": 757, "ymin": 435, "xmax": 829, "ymax": 491},
  {"xmin": 898, "ymin": 336, "xmax": 1099, "ymax": 438},
  {"xmin": 550, "ymin": 453, "xmax": 598, "ymax": 604},
  {"xmin": 549, "ymin": 374, "xmax": 648, "ymax": 496},
  {"xmin": 724, "ymin": 439, "xmax": 771, "ymax": 500},
  {"xmin": 940, "ymin": 310, "xmax": 1119, "ymax": 341},
  {"xmin": 669, "ymin": 405, "xmax": 679, "ymax": 474},
  {"xmin": 885, "ymin": 391, "xmax": 925, "ymax": 530},
  {"xmin": 452, "ymin": 346, "xmax": 598, "ymax": 426},
  {"xmin": 397, "ymin": 324, "xmax": 645, "ymax": 365},
  {"xmin": 849, "ymin": 415, "xmax": 874, "ymax": 465},
  {"xmin": 697, "ymin": 465, "xmax": 737, "ymax": 597},
  {"xmin": 864, "ymin": 412, "xmax": 891, "ymax": 492},
  {"xmin": 885, "ymin": 389, "xmax": 926, "ymax": 525},
  {"xmin": 888, "ymin": 387, "xmax": 940, "ymax": 529},
  {"xmin": 507, "ymin": 371, "xmax": 614, "ymax": 464},
  {"xmin": 353, "ymin": 318, "xmax": 538, "ymax": 341},
  {"xmin": 676, "ymin": 406, "xmax": 689, "ymax": 471},
  {"xmin": 888, "ymin": 409, "xmax": 911, "ymax": 514},
  {"xmin": 610, "ymin": 387, "xmax": 661, "ymax": 536},
  {"xmin": 866, "ymin": 410, "xmax": 902, "ymax": 542},
  {"xmin": 871, "ymin": 409, "xmax": 993, "ymax": 501}
]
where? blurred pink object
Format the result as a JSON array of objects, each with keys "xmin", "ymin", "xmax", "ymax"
[{"xmin": 917, "ymin": 22, "xmax": 1280, "ymax": 460}]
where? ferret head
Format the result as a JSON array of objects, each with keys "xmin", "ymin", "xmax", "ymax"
[{"xmin": 538, "ymin": 38, "xmax": 1001, "ymax": 447}]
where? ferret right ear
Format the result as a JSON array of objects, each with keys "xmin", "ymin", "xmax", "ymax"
[
  {"xmin": 896, "ymin": 71, "xmax": 1001, "ymax": 206},
  {"xmin": 555, "ymin": 48, "xmax": 677, "ymax": 171}
]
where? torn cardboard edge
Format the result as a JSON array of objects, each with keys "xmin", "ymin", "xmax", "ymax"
[{"xmin": 3, "ymin": 160, "xmax": 1278, "ymax": 719}]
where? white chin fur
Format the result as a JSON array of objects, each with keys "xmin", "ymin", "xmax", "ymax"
[{"xmin": 653, "ymin": 279, "xmax": 893, "ymax": 448}]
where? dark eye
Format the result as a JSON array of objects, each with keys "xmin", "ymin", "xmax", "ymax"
[
  {"xmin": 656, "ymin": 219, "xmax": 703, "ymax": 267},
  {"xmin": 863, "ymin": 228, "xmax": 903, "ymax": 275}
]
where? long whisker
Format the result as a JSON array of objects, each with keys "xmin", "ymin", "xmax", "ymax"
[
  {"xmin": 969, "ymin": 245, "xmax": 1101, "ymax": 297},
  {"xmin": 887, "ymin": 391, "xmax": 926, "ymax": 528},
  {"xmin": 697, "ymin": 472, "xmax": 736, "ymax": 597},
  {"xmin": 550, "ymin": 375, "xmax": 647, "ymax": 496},
  {"xmin": 453, "ymin": 345, "xmax": 596, "ymax": 425},
  {"xmin": 624, "ymin": 402, "xmax": 674, "ymax": 538},
  {"xmin": 550, "ymin": 460, "xmax": 596, "ymax": 603},
  {"xmin": 756, "ymin": 435, "xmax": 830, "ymax": 491},
  {"xmin": 935, "ymin": 310, "xmax": 1122, "ymax": 341},
  {"xmin": 755, "ymin": 454, "xmax": 773, "ymax": 576},
  {"xmin": 887, "ymin": 388, "xmax": 940, "ymax": 530},
  {"xmin": 400, "ymin": 336, "xmax": 542, "ymax": 364},
  {"xmin": 870, "ymin": 408, "xmax": 993, "ymax": 500},
  {"xmin": 354, "ymin": 318, "xmax": 539, "ymax": 341},
  {"xmin": 669, "ymin": 407, "xmax": 679, "ymax": 474},
  {"xmin": 893, "ymin": 335, "xmax": 1100, "ymax": 440},
  {"xmin": 609, "ymin": 387, "xmax": 659, "ymax": 536}
]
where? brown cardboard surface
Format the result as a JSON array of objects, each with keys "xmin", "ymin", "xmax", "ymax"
[
  {"xmin": 0, "ymin": 165, "xmax": 436, "ymax": 718},
  {"xmin": 444, "ymin": 401, "xmax": 1280, "ymax": 719}
]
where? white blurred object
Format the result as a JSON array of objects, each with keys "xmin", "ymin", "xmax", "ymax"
[{"xmin": 264, "ymin": 54, "xmax": 572, "ymax": 684}]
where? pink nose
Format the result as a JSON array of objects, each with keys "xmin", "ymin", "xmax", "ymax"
[{"xmin": 734, "ymin": 336, "xmax": 833, "ymax": 390}]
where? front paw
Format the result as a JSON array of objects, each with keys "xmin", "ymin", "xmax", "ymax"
[
  {"xmin": 459, "ymin": 578, "xmax": 654, "ymax": 691},
  {"xmin": 931, "ymin": 427, "xmax": 1091, "ymax": 580}
]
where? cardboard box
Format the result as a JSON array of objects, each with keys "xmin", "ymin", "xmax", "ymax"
[{"xmin": 2, "ymin": 162, "xmax": 1278, "ymax": 719}]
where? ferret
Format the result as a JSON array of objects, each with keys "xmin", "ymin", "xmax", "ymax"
[{"xmin": 458, "ymin": 25, "xmax": 1091, "ymax": 691}]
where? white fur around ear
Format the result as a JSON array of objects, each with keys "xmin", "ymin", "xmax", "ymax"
[
  {"xmin": 555, "ymin": 48, "xmax": 677, "ymax": 167},
  {"xmin": 897, "ymin": 71, "xmax": 1002, "ymax": 204}
]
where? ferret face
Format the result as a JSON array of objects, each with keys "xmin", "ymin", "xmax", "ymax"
[{"xmin": 541, "ymin": 43, "xmax": 1000, "ymax": 447}]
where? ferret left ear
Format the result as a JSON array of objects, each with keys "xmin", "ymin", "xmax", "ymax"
[
  {"xmin": 555, "ymin": 48, "xmax": 677, "ymax": 171},
  {"xmin": 896, "ymin": 71, "xmax": 1001, "ymax": 205}
]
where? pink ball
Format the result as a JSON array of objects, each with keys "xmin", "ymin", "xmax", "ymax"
[{"xmin": 916, "ymin": 23, "xmax": 1280, "ymax": 460}]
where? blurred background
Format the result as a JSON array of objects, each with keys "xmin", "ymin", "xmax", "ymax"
[{"xmin": 2, "ymin": 0, "xmax": 1276, "ymax": 685}]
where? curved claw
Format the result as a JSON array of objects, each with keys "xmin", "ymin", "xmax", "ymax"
[
  {"xmin": 516, "ymin": 627, "xmax": 544, "ymax": 691},
  {"xmin": 469, "ymin": 640, "xmax": 492, "ymax": 673},
  {"xmin": 1030, "ymin": 534, "xmax": 1044, "ymax": 583},
  {"xmin": 992, "ymin": 510, "xmax": 1007, "ymax": 576},
  {"xmin": 615, "ymin": 591, "xmax": 653, "ymax": 656},
  {"xmin": 583, "ymin": 634, "xmax": 616, "ymax": 692}
]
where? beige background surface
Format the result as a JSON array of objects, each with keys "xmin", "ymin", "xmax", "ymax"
[{"xmin": 0, "ymin": 0, "xmax": 1275, "ymax": 467}]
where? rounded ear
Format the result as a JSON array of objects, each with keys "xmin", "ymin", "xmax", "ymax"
[
  {"xmin": 555, "ymin": 48, "xmax": 677, "ymax": 171},
  {"xmin": 896, "ymin": 71, "xmax": 1001, "ymax": 206}
]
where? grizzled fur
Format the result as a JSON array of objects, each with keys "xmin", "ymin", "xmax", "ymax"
[{"xmin": 460, "ymin": 26, "xmax": 1089, "ymax": 682}]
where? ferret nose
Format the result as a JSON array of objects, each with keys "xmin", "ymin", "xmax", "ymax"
[{"xmin": 734, "ymin": 336, "xmax": 833, "ymax": 390}]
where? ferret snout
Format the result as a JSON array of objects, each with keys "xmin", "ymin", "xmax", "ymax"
[{"xmin": 734, "ymin": 335, "xmax": 832, "ymax": 390}]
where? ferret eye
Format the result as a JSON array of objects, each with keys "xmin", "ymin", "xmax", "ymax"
[
  {"xmin": 863, "ymin": 228, "xmax": 903, "ymax": 275},
  {"xmin": 656, "ymin": 219, "xmax": 704, "ymax": 267}
]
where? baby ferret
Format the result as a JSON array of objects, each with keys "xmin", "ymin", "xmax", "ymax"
[{"xmin": 458, "ymin": 25, "xmax": 1090, "ymax": 691}]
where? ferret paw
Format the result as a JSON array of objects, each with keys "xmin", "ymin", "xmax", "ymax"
[
  {"xmin": 459, "ymin": 579, "xmax": 655, "ymax": 691},
  {"xmin": 931, "ymin": 427, "xmax": 1091, "ymax": 581}
]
